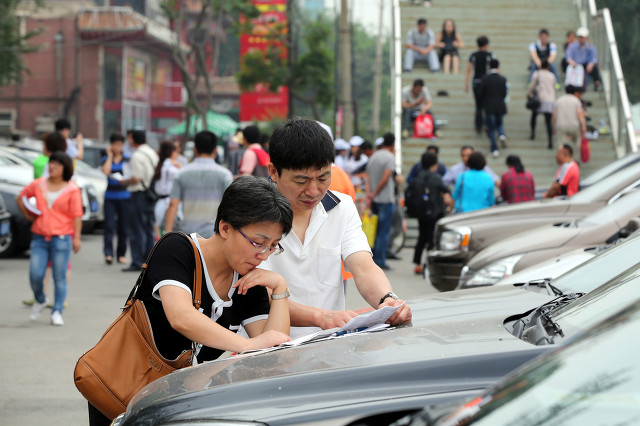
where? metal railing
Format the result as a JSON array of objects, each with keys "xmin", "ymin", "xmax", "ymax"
[{"xmin": 577, "ymin": 0, "xmax": 637, "ymax": 155}]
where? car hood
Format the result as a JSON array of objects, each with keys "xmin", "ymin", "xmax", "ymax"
[
  {"xmin": 494, "ymin": 247, "xmax": 597, "ymax": 287},
  {"xmin": 121, "ymin": 287, "xmax": 553, "ymax": 424},
  {"xmin": 466, "ymin": 224, "xmax": 581, "ymax": 269}
]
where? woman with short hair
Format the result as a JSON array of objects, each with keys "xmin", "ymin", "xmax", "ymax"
[{"xmin": 453, "ymin": 152, "xmax": 495, "ymax": 213}]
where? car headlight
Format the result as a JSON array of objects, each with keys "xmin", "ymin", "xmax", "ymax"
[
  {"xmin": 439, "ymin": 226, "xmax": 471, "ymax": 252},
  {"xmin": 459, "ymin": 254, "xmax": 524, "ymax": 288}
]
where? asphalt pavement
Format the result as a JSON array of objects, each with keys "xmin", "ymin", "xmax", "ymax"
[{"xmin": 0, "ymin": 232, "xmax": 436, "ymax": 425}]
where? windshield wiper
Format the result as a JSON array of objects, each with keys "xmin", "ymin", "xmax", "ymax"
[{"xmin": 521, "ymin": 278, "xmax": 563, "ymax": 296}]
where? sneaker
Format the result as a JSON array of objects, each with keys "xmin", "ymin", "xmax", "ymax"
[
  {"xmin": 499, "ymin": 134, "xmax": 507, "ymax": 148},
  {"xmin": 401, "ymin": 129, "xmax": 409, "ymax": 138},
  {"xmin": 30, "ymin": 300, "xmax": 47, "ymax": 321},
  {"xmin": 414, "ymin": 265, "xmax": 424, "ymax": 275},
  {"xmin": 492, "ymin": 150, "xmax": 500, "ymax": 158},
  {"xmin": 51, "ymin": 311, "xmax": 64, "ymax": 326},
  {"xmin": 23, "ymin": 298, "xmax": 35, "ymax": 306}
]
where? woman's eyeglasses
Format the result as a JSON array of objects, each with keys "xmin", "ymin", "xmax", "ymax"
[{"xmin": 235, "ymin": 228, "xmax": 284, "ymax": 255}]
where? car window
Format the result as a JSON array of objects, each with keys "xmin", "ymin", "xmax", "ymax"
[
  {"xmin": 438, "ymin": 300, "xmax": 640, "ymax": 426},
  {"xmin": 571, "ymin": 162, "xmax": 640, "ymax": 203},
  {"xmin": 580, "ymin": 153, "xmax": 640, "ymax": 188},
  {"xmin": 577, "ymin": 189, "xmax": 640, "ymax": 228},
  {"xmin": 553, "ymin": 233, "xmax": 640, "ymax": 294}
]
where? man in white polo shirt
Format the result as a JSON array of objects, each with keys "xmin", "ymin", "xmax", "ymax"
[{"xmin": 260, "ymin": 119, "xmax": 412, "ymax": 338}]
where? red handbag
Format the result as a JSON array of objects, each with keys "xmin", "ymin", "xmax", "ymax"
[
  {"xmin": 413, "ymin": 113, "xmax": 435, "ymax": 139},
  {"xmin": 581, "ymin": 136, "xmax": 591, "ymax": 163}
]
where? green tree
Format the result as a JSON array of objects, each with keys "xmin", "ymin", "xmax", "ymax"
[{"xmin": 0, "ymin": 0, "xmax": 41, "ymax": 86}]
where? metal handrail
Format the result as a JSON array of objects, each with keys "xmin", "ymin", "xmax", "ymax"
[{"xmin": 576, "ymin": 0, "xmax": 637, "ymax": 155}]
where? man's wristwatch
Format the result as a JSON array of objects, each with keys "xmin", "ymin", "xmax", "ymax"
[
  {"xmin": 379, "ymin": 291, "xmax": 399, "ymax": 306},
  {"xmin": 271, "ymin": 288, "xmax": 290, "ymax": 300}
]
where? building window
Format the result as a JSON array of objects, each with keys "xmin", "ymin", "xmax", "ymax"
[{"xmin": 104, "ymin": 53, "xmax": 121, "ymax": 101}]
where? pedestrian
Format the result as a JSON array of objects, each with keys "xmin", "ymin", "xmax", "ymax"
[
  {"xmin": 479, "ymin": 59, "xmax": 508, "ymax": 157},
  {"xmin": 442, "ymin": 145, "xmax": 499, "ymax": 188},
  {"xmin": 120, "ymin": 129, "xmax": 158, "ymax": 272},
  {"xmin": 225, "ymin": 129, "xmax": 245, "ymax": 177},
  {"xmin": 407, "ymin": 152, "xmax": 453, "ymax": 275},
  {"xmin": 453, "ymin": 152, "xmax": 495, "ymax": 213},
  {"xmin": 465, "ymin": 36, "xmax": 497, "ymax": 134},
  {"xmin": 86, "ymin": 176, "xmax": 293, "ymax": 426},
  {"xmin": 333, "ymin": 138, "xmax": 350, "ymax": 170},
  {"xmin": 528, "ymin": 29, "xmax": 559, "ymax": 82},
  {"xmin": 55, "ymin": 118, "xmax": 84, "ymax": 161},
  {"xmin": 153, "ymin": 141, "xmax": 182, "ymax": 238},
  {"xmin": 33, "ymin": 132, "xmax": 67, "ymax": 179},
  {"xmin": 101, "ymin": 133, "xmax": 130, "ymax": 265},
  {"xmin": 16, "ymin": 152, "xmax": 82, "ymax": 326},
  {"xmin": 404, "ymin": 18, "xmax": 439, "ymax": 72},
  {"xmin": 239, "ymin": 125, "xmax": 270, "ymax": 178},
  {"xmin": 407, "ymin": 144, "xmax": 446, "ymax": 184},
  {"xmin": 366, "ymin": 133, "xmax": 398, "ymax": 270},
  {"xmin": 528, "ymin": 60, "xmax": 557, "ymax": 149},
  {"xmin": 344, "ymin": 136, "xmax": 369, "ymax": 188},
  {"xmin": 173, "ymin": 140, "xmax": 189, "ymax": 166},
  {"xmin": 259, "ymin": 119, "xmax": 411, "ymax": 339},
  {"xmin": 436, "ymin": 19, "xmax": 464, "ymax": 75},
  {"xmin": 164, "ymin": 131, "xmax": 232, "ymax": 239},
  {"xmin": 500, "ymin": 155, "xmax": 535, "ymax": 204},
  {"xmin": 401, "ymin": 78, "xmax": 434, "ymax": 138},
  {"xmin": 566, "ymin": 27, "xmax": 602, "ymax": 91},
  {"xmin": 544, "ymin": 144, "xmax": 580, "ymax": 198},
  {"xmin": 561, "ymin": 30, "xmax": 576, "ymax": 73},
  {"xmin": 553, "ymin": 85, "xmax": 586, "ymax": 158}
]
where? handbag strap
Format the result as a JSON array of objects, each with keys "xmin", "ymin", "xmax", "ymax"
[{"xmin": 129, "ymin": 232, "xmax": 203, "ymax": 310}]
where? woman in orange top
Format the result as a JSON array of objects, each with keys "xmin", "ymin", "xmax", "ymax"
[{"xmin": 17, "ymin": 152, "xmax": 83, "ymax": 326}]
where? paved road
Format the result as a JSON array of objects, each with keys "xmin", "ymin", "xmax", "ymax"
[{"xmin": 0, "ymin": 232, "xmax": 436, "ymax": 425}]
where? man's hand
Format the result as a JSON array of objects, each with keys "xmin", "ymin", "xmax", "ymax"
[
  {"xmin": 316, "ymin": 309, "xmax": 359, "ymax": 330},
  {"xmin": 379, "ymin": 298, "xmax": 412, "ymax": 325},
  {"xmin": 568, "ymin": 59, "xmax": 577, "ymax": 67},
  {"xmin": 586, "ymin": 63, "xmax": 594, "ymax": 73}
]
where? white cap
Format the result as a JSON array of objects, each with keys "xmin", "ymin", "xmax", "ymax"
[
  {"xmin": 576, "ymin": 27, "xmax": 589, "ymax": 37},
  {"xmin": 334, "ymin": 138, "xmax": 350, "ymax": 151},
  {"xmin": 349, "ymin": 135, "xmax": 364, "ymax": 147},
  {"xmin": 374, "ymin": 137, "xmax": 384, "ymax": 147},
  {"xmin": 316, "ymin": 121, "xmax": 333, "ymax": 141}
]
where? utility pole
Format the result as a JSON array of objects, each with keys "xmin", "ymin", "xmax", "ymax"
[
  {"xmin": 370, "ymin": 0, "xmax": 384, "ymax": 138},
  {"xmin": 339, "ymin": 0, "xmax": 354, "ymax": 139}
]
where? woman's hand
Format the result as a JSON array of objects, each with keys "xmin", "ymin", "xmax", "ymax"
[
  {"xmin": 243, "ymin": 329, "xmax": 290, "ymax": 352},
  {"xmin": 72, "ymin": 236, "xmax": 81, "ymax": 253},
  {"xmin": 233, "ymin": 269, "xmax": 286, "ymax": 295}
]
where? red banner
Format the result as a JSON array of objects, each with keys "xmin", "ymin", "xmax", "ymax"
[{"xmin": 239, "ymin": 0, "xmax": 289, "ymax": 122}]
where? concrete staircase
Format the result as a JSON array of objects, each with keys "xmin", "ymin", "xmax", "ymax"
[{"xmin": 399, "ymin": 0, "xmax": 617, "ymax": 185}]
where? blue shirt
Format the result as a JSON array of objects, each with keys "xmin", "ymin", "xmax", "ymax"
[
  {"xmin": 566, "ymin": 41, "xmax": 598, "ymax": 65},
  {"xmin": 101, "ymin": 155, "xmax": 131, "ymax": 200},
  {"xmin": 452, "ymin": 169, "xmax": 495, "ymax": 213}
]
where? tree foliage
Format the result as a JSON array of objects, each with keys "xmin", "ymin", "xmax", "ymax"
[{"xmin": 0, "ymin": 0, "xmax": 42, "ymax": 86}]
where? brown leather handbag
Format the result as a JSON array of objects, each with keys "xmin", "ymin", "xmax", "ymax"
[{"xmin": 73, "ymin": 232, "xmax": 203, "ymax": 420}]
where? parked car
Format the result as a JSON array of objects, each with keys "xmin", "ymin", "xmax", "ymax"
[
  {"xmin": 427, "ymin": 160, "xmax": 640, "ymax": 291},
  {"xmin": 80, "ymin": 139, "xmax": 109, "ymax": 169},
  {"xmin": 0, "ymin": 179, "xmax": 31, "ymax": 257},
  {"xmin": 371, "ymin": 290, "xmax": 640, "ymax": 426},
  {"xmin": 458, "ymin": 190, "xmax": 640, "ymax": 289},
  {"xmin": 0, "ymin": 193, "xmax": 12, "ymax": 254}
]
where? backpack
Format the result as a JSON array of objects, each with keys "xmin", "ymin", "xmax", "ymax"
[{"xmin": 404, "ymin": 169, "xmax": 440, "ymax": 219}]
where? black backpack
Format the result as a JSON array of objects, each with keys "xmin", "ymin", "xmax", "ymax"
[{"xmin": 404, "ymin": 169, "xmax": 440, "ymax": 220}]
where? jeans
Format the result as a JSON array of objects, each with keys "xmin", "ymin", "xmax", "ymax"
[
  {"xmin": 404, "ymin": 48, "xmax": 440, "ymax": 72},
  {"xmin": 529, "ymin": 62, "xmax": 559, "ymax": 82},
  {"xmin": 103, "ymin": 198, "xmax": 130, "ymax": 258},
  {"xmin": 129, "ymin": 191, "xmax": 155, "ymax": 268},
  {"xmin": 486, "ymin": 112, "xmax": 505, "ymax": 152},
  {"xmin": 371, "ymin": 202, "xmax": 395, "ymax": 268},
  {"xmin": 30, "ymin": 234, "xmax": 71, "ymax": 313}
]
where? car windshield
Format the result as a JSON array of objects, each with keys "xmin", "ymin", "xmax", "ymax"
[
  {"xmin": 436, "ymin": 299, "xmax": 640, "ymax": 426},
  {"xmin": 577, "ymin": 189, "xmax": 640, "ymax": 228},
  {"xmin": 551, "ymin": 232, "xmax": 640, "ymax": 294},
  {"xmin": 570, "ymin": 161, "xmax": 640, "ymax": 203},
  {"xmin": 579, "ymin": 153, "xmax": 640, "ymax": 188}
]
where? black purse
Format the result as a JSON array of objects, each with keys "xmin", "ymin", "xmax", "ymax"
[{"xmin": 526, "ymin": 92, "xmax": 540, "ymax": 111}]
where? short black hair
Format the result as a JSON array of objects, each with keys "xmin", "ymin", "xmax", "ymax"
[
  {"xmin": 110, "ymin": 133, "xmax": 125, "ymax": 144},
  {"xmin": 361, "ymin": 141, "xmax": 373, "ymax": 151},
  {"xmin": 243, "ymin": 125, "xmax": 261, "ymax": 145},
  {"xmin": 539, "ymin": 28, "xmax": 549, "ymax": 35},
  {"xmin": 382, "ymin": 132, "xmax": 395, "ymax": 147},
  {"xmin": 269, "ymin": 118, "xmax": 335, "ymax": 175},
  {"xmin": 477, "ymin": 35, "xmax": 489, "ymax": 48},
  {"xmin": 417, "ymin": 18, "xmax": 427, "ymax": 25},
  {"xmin": 194, "ymin": 130, "xmax": 217, "ymax": 154},
  {"xmin": 467, "ymin": 152, "xmax": 486, "ymax": 171},
  {"xmin": 44, "ymin": 132, "xmax": 67, "ymax": 154},
  {"xmin": 130, "ymin": 129, "xmax": 146, "ymax": 145},
  {"xmin": 54, "ymin": 118, "xmax": 71, "ymax": 132},
  {"xmin": 460, "ymin": 145, "xmax": 474, "ymax": 153},
  {"xmin": 489, "ymin": 59, "xmax": 500, "ymax": 69},
  {"xmin": 566, "ymin": 30, "xmax": 575, "ymax": 37},
  {"xmin": 214, "ymin": 176, "xmax": 293, "ymax": 236},
  {"xmin": 541, "ymin": 60, "xmax": 550, "ymax": 69},
  {"xmin": 562, "ymin": 143, "xmax": 574, "ymax": 156},
  {"xmin": 49, "ymin": 151, "xmax": 74, "ymax": 181},
  {"xmin": 427, "ymin": 144, "xmax": 439, "ymax": 154},
  {"xmin": 421, "ymin": 152, "xmax": 438, "ymax": 169},
  {"xmin": 413, "ymin": 79, "xmax": 425, "ymax": 87}
]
